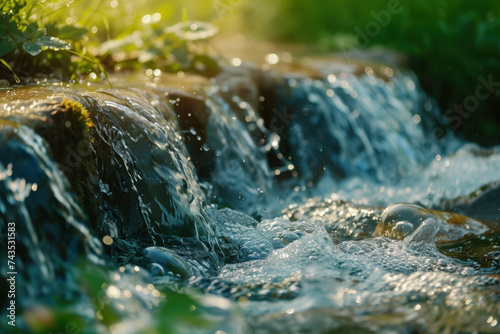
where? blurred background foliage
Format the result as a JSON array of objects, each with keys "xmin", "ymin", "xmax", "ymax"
[
  {"xmin": 240, "ymin": 0, "xmax": 500, "ymax": 145},
  {"xmin": 1, "ymin": 0, "xmax": 499, "ymax": 144}
]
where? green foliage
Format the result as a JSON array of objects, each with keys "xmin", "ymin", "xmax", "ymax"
[
  {"xmin": 0, "ymin": 0, "xmax": 221, "ymax": 84},
  {"xmin": 98, "ymin": 20, "xmax": 220, "ymax": 76},
  {"xmin": 242, "ymin": 0, "xmax": 500, "ymax": 144},
  {"xmin": 0, "ymin": 0, "xmax": 107, "ymax": 82},
  {"xmin": 15, "ymin": 261, "xmax": 218, "ymax": 334}
]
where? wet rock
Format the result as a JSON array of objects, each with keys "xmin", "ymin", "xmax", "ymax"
[
  {"xmin": 166, "ymin": 88, "xmax": 214, "ymax": 179},
  {"xmin": 0, "ymin": 97, "xmax": 99, "ymax": 223},
  {"xmin": 141, "ymin": 246, "xmax": 193, "ymax": 279},
  {"xmin": 166, "ymin": 88, "xmax": 207, "ymax": 140},
  {"xmin": 0, "ymin": 126, "xmax": 102, "ymax": 301},
  {"xmin": 438, "ymin": 181, "xmax": 500, "ymax": 226},
  {"xmin": 216, "ymin": 63, "xmax": 262, "ymax": 119},
  {"xmin": 69, "ymin": 90, "xmax": 217, "ymax": 249}
]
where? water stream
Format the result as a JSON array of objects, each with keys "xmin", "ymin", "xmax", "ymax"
[{"xmin": 1, "ymin": 60, "xmax": 499, "ymax": 333}]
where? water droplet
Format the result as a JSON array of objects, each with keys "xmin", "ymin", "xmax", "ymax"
[
  {"xmin": 102, "ymin": 235, "xmax": 113, "ymax": 245},
  {"xmin": 106, "ymin": 285, "xmax": 121, "ymax": 298},
  {"xmin": 142, "ymin": 14, "xmax": 152, "ymax": 24},
  {"xmin": 265, "ymin": 53, "xmax": 279, "ymax": 65},
  {"xmin": 232, "ymin": 58, "xmax": 242, "ymax": 67}
]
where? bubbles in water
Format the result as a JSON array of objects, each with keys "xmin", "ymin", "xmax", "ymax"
[{"xmin": 375, "ymin": 203, "xmax": 434, "ymax": 240}]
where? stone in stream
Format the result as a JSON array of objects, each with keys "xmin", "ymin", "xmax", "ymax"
[
  {"xmin": 439, "ymin": 180, "xmax": 500, "ymax": 226},
  {"xmin": 0, "ymin": 85, "xmax": 223, "ymax": 276},
  {"xmin": 165, "ymin": 88, "xmax": 215, "ymax": 179},
  {"xmin": 0, "ymin": 125, "xmax": 102, "ymax": 301},
  {"xmin": 140, "ymin": 246, "xmax": 193, "ymax": 279},
  {"xmin": 0, "ymin": 96, "xmax": 99, "ymax": 222},
  {"xmin": 67, "ymin": 89, "xmax": 218, "ymax": 250}
]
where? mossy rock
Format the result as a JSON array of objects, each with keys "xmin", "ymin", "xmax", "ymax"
[{"xmin": 0, "ymin": 97, "xmax": 99, "ymax": 223}]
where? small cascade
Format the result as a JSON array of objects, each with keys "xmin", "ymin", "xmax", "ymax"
[
  {"xmin": 202, "ymin": 87, "xmax": 272, "ymax": 215},
  {"xmin": 69, "ymin": 89, "xmax": 217, "ymax": 247},
  {"xmin": 261, "ymin": 68, "xmax": 458, "ymax": 184}
]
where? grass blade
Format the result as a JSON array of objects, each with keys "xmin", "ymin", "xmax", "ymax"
[{"xmin": 0, "ymin": 58, "xmax": 20, "ymax": 83}]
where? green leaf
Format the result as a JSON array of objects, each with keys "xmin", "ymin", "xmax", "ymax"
[
  {"xmin": 25, "ymin": 22, "xmax": 39, "ymax": 37},
  {"xmin": 32, "ymin": 28, "xmax": 46, "ymax": 41},
  {"xmin": 23, "ymin": 36, "xmax": 69, "ymax": 56},
  {"xmin": 0, "ymin": 16, "xmax": 11, "ymax": 35},
  {"xmin": 0, "ymin": 39, "xmax": 15, "ymax": 57},
  {"xmin": 190, "ymin": 54, "xmax": 221, "ymax": 77},
  {"xmin": 98, "ymin": 31, "xmax": 142, "ymax": 55}
]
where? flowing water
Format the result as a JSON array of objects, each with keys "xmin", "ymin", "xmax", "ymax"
[{"xmin": 1, "ymin": 60, "xmax": 499, "ymax": 333}]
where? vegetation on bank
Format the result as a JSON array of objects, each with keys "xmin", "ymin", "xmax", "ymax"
[
  {"xmin": 242, "ymin": 0, "xmax": 500, "ymax": 144},
  {"xmin": 0, "ymin": 0, "xmax": 220, "ymax": 84}
]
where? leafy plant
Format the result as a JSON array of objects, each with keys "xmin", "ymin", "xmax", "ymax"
[
  {"xmin": 98, "ymin": 16, "xmax": 220, "ymax": 76},
  {"xmin": 0, "ymin": 1, "xmax": 222, "ymax": 84},
  {"xmin": 0, "ymin": 0, "xmax": 110, "ymax": 83}
]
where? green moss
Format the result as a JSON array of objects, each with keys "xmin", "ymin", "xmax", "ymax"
[{"xmin": 34, "ymin": 99, "xmax": 99, "ymax": 224}]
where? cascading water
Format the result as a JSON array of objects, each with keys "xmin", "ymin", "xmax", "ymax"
[{"xmin": 1, "ymin": 57, "xmax": 499, "ymax": 333}]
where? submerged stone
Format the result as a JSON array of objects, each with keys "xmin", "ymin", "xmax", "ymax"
[{"xmin": 69, "ymin": 89, "xmax": 218, "ymax": 250}]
